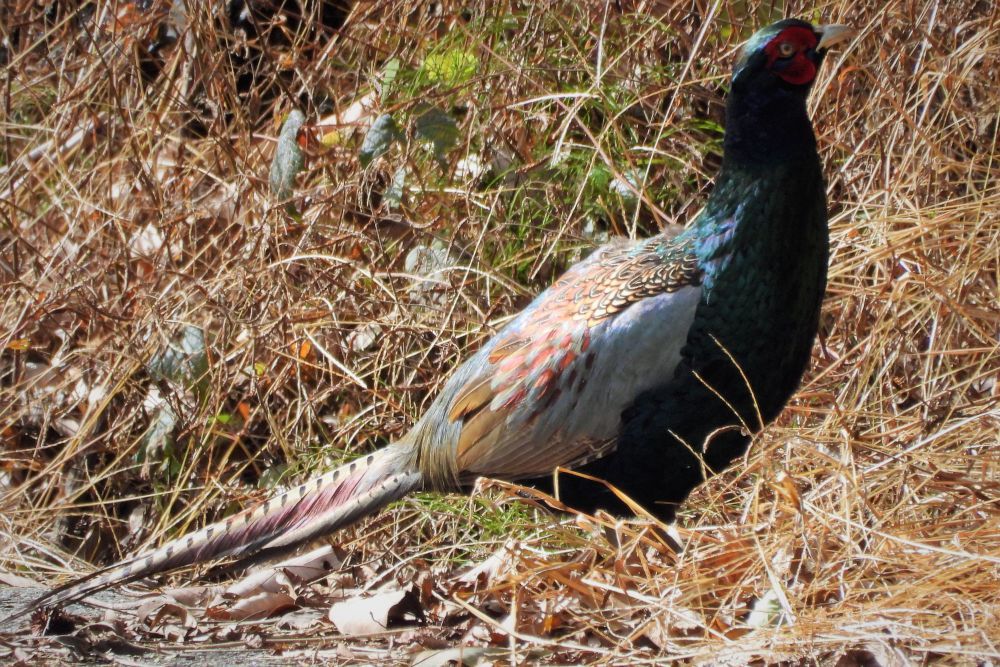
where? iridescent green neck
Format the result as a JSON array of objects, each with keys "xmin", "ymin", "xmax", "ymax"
[{"xmin": 684, "ymin": 154, "xmax": 823, "ymax": 297}]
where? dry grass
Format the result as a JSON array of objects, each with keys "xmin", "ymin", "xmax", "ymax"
[{"xmin": 1, "ymin": 0, "xmax": 998, "ymax": 663}]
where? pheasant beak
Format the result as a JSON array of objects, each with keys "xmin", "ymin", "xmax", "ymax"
[{"xmin": 815, "ymin": 24, "xmax": 855, "ymax": 52}]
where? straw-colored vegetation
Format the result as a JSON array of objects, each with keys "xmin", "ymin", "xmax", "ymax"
[{"xmin": 1, "ymin": 0, "xmax": 997, "ymax": 663}]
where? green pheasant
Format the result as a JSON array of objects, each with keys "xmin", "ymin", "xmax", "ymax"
[{"xmin": 16, "ymin": 19, "xmax": 852, "ymax": 619}]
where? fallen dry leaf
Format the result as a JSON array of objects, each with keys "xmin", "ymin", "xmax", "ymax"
[
  {"xmin": 224, "ymin": 544, "xmax": 341, "ymax": 598},
  {"xmin": 207, "ymin": 590, "xmax": 297, "ymax": 621},
  {"xmin": 162, "ymin": 584, "xmax": 223, "ymax": 607},
  {"xmin": 412, "ymin": 646, "xmax": 513, "ymax": 667},
  {"xmin": 138, "ymin": 600, "xmax": 196, "ymax": 633},
  {"xmin": 327, "ymin": 586, "xmax": 424, "ymax": 635},
  {"xmin": 455, "ymin": 539, "xmax": 521, "ymax": 588},
  {"xmin": 276, "ymin": 608, "xmax": 326, "ymax": 631}
]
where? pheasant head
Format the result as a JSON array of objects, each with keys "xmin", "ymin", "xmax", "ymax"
[
  {"xmin": 733, "ymin": 20, "xmax": 855, "ymax": 92},
  {"xmin": 722, "ymin": 20, "xmax": 854, "ymax": 165}
]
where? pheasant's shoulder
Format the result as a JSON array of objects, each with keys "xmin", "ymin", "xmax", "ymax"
[{"xmin": 551, "ymin": 234, "xmax": 700, "ymax": 325}]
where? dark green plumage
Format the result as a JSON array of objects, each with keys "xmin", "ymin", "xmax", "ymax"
[{"xmin": 541, "ymin": 19, "xmax": 834, "ymax": 518}]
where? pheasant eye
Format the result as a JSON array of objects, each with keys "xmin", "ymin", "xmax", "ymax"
[{"xmin": 777, "ymin": 41, "xmax": 796, "ymax": 57}]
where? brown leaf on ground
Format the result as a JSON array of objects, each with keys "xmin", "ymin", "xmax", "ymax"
[
  {"xmin": 327, "ymin": 586, "xmax": 424, "ymax": 636},
  {"xmin": 224, "ymin": 545, "xmax": 342, "ymax": 598},
  {"xmin": 207, "ymin": 590, "xmax": 297, "ymax": 621}
]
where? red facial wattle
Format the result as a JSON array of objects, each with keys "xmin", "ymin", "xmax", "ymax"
[{"xmin": 764, "ymin": 26, "xmax": 819, "ymax": 85}]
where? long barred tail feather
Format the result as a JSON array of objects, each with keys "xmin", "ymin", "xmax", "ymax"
[{"xmin": 10, "ymin": 444, "xmax": 422, "ymax": 621}]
